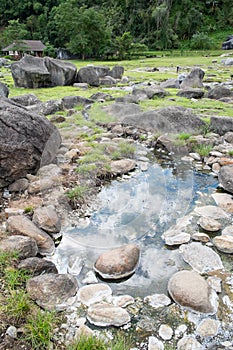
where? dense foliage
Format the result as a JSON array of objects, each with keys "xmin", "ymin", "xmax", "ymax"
[{"xmin": 0, "ymin": 0, "xmax": 232, "ymax": 57}]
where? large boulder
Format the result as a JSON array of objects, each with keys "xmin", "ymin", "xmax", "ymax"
[
  {"xmin": 219, "ymin": 164, "xmax": 233, "ymax": 194},
  {"xmin": 210, "ymin": 115, "xmax": 233, "ymax": 135},
  {"xmin": 11, "ymin": 54, "xmax": 77, "ymax": 88},
  {"xmin": 109, "ymin": 66, "xmax": 124, "ymax": 79},
  {"xmin": 0, "ymin": 235, "xmax": 38, "ymax": 259},
  {"xmin": 0, "ymin": 97, "xmax": 61, "ymax": 187},
  {"xmin": 10, "ymin": 93, "xmax": 41, "ymax": 106},
  {"xmin": 76, "ymin": 66, "xmax": 100, "ymax": 86},
  {"xmin": 180, "ymin": 68, "xmax": 205, "ymax": 89},
  {"xmin": 222, "ymin": 35, "xmax": 233, "ymax": 50},
  {"xmin": 119, "ymin": 106, "xmax": 204, "ymax": 133},
  {"xmin": 207, "ymin": 86, "xmax": 233, "ymax": 100},
  {"xmin": 0, "ymin": 82, "xmax": 9, "ymax": 97}
]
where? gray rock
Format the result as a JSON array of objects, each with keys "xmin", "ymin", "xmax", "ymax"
[
  {"xmin": 26, "ymin": 99, "xmax": 62, "ymax": 116},
  {"xmin": 6, "ymin": 326, "xmax": 17, "ymax": 339},
  {"xmin": 94, "ymin": 243, "xmax": 140, "ymax": 279},
  {"xmin": 196, "ymin": 318, "xmax": 220, "ymax": 337},
  {"xmin": 32, "ymin": 206, "xmax": 61, "ymax": 234},
  {"xmin": 112, "ymin": 295, "xmax": 134, "ymax": 307},
  {"xmin": 213, "ymin": 235, "xmax": 233, "ymax": 254},
  {"xmin": 109, "ymin": 66, "xmax": 124, "ymax": 79},
  {"xmin": 50, "ymin": 114, "xmax": 66, "ymax": 123},
  {"xmin": 0, "ymin": 97, "xmax": 61, "ymax": 188},
  {"xmin": 62, "ymin": 95, "xmax": 94, "ymax": 109},
  {"xmin": 121, "ymin": 106, "xmax": 204, "ymax": 133},
  {"xmin": 90, "ymin": 92, "xmax": 114, "ymax": 102},
  {"xmin": 177, "ymin": 336, "xmax": 204, "ymax": 350},
  {"xmin": 99, "ymin": 76, "xmax": 116, "ymax": 86},
  {"xmin": 44, "ymin": 56, "xmax": 77, "ymax": 86},
  {"xmin": 77, "ymin": 283, "xmax": 112, "ymax": 306},
  {"xmin": 222, "ymin": 226, "xmax": 233, "ymax": 236},
  {"xmin": 103, "ymin": 102, "xmax": 142, "ymax": 119},
  {"xmin": 224, "ymin": 58, "xmax": 233, "ymax": 65},
  {"xmin": 0, "ymin": 82, "xmax": 9, "ymax": 97},
  {"xmin": 132, "ymin": 86, "xmax": 167, "ymax": 100},
  {"xmin": 210, "ymin": 115, "xmax": 233, "ymax": 135},
  {"xmin": 8, "ymin": 178, "xmax": 29, "ymax": 192},
  {"xmin": 197, "ymin": 217, "xmax": 222, "ymax": 232},
  {"xmin": 180, "ymin": 68, "xmax": 205, "ymax": 89},
  {"xmin": 7, "ymin": 215, "xmax": 55, "ymax": 255},
  {"xmin": 28, "ymin": 177, "xmax": 58, "ymax": 194},
  {"xmin": 26, "ymin": 273, "xmax": 78, "ymax": 310},
  {"xmin": 168, "ymin": 270, "xmax": 217, "ymax": 313},
  {"xmin": 219, "ymin": 164, "xmax": 233, "ymax": 194},
  {"xmin": 0, "ymin": 235, "xmax": 38, "ymax": 259},
  {"xmin": 177, "ymin": 88, "xmax": 204, "ymax": 99},
  {"xmin": 10, "ymin": 94, "xmax": 41, "ymax": 106},
  {"xmin": 207, "ymin": 86, "xmax": 233, "ymax": 100},
  {"xmin": 224, "ymin": 131, "xmax": 233, "ymax": 144},
  {"xmin": 87, "ymin": 302, "xmax": 130, "ymax": 327},
  {"xmin": 76, "ymin": 66, "xmax": 100, "ymax": 86},
  {"xmin": 194, "ymin": 205, "xmax": 229, "ymax": 219},
  {"xmin": 179, "ymin": 242, "xmax": 223, "ymax": 273},
  {"xmin": 144, "ymin": 294, "xmax": 171, "ymax": 308},
  {"xmin": 18, "ymin": 257, "xmax": 58, "ymax": 275},
  {"xmin": 73, "ymin": 82, "xmax": 89, "ymax": 89},
  {"xmin": 160, "ymin": 78, "xmax": 179, "ymax": 89}
]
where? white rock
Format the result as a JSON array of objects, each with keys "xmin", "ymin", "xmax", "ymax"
[
  {"xmin": 222, "ymin": 226, "xmax": 233, "ymax": 236},
  {"xmin": 82, "ymin": 271, "xmax": 98, "ymax": 284},
  {"xmin": 191, "ymin": 232, "xmax": 210, "ymax": 243},
  {"xmin": 179, "ymin": 242, "xmax": 224, "ymax": 273},
  {"xmin": 165, "ymin": 232, "xmax": 191, "ymax": 246},
  {"xmin": 6, "ymin": 325, "xmax": 17, "ymax": 339},
  {"xmin": 77, "ymin": 283, "xmax": 112, "ymax": 306},
  {"xmin": 158, "ymin": 324, "xmax": 173, "ymax": 340},
  {"xmin": 67, "ymin": 257, "xmax": 84, "ymax": 276},
  {"xmin": 175, "ymin": 324, "xmax": 187, "ymax": 338},
  {"xmin": 189, "ymin": 152, "xmax": 201, "ymax": 161},
  {"xmin": 194, "ymin": 205, "xmax": 228, "ymax": 219},
  {"xmin": 148, "ymin": 336, "xmax": 164, "ymax": 350},
  {"xmin": 196, "ymin": 318, "xmax": 220, "ymax": 337},
  {"xmin": 197, "ymin": 216, "xmax": 222, "ymax": 232},
  {"xmin": 144, "ymin": 294, "xmax": 171, "ymax": 309},
  {"xmin": 177, "ymin": 336, "xmax": 204, "ymax": 350},
  {"xmin": 207, "ymin": 276, "xmax": 222, "ymax": 293},
  {"xmin": 87, "ymin": 302, "xmax": 130, "ymax": 327},
  {"xmin": 112, "ymin": 295, "xmax": 134, "ymax": 307}
]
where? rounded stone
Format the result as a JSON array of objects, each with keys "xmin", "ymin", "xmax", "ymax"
[
  {"xmin": 144, "ymin": 294, "xmax": 171, "ymax": 309},
  {"xmin": 213, "ymin": 235, "xmax": 233, "ymax": 254},
  {"xmin": 196, "ymin": 318, "xmax": 220, "ymax": 337},
  {"xmin": 26, "ymin": 273, "xmax": 78, "ymax": 310},
  {"xmin": 177, "ymin": 336, "xmax": 203, "ymax": 350},
  {"xmin": 219, "ymin": 164, "xmax": 233, "ymax": 194},
  {"xmin": 168, "ymin": 270, "xmax": 215, "ymax": 313},
  {"xmin": 158, "ymin": 324, "xmax": 173, "ymax": 340},
  {"xmin": 197, "ymin": 217, "xmax": 222, "ymax": 232},
  {"xmin": 148, "ymin": 336, "xmax": 164, "ymax": 350},
  {"xmin": 32, "ymin": 205, "xmax": 61, "ymax": 234},
  {"xmin": 18, "ymin": 257, "xmax": 58, "ymax": 276},
  {"xmin": 94, "ymin": 244, "xmax": 140, "ymax": 279},
  {"xmin": 0, "ymin": 235, "xmax": 38, "ymax": 259},
  {"xmin": 77, "ymin": 283, "xmax": 112, "ymax": 306},
  {"xmin": 87, "ymin": 302, "xmax": 130, "ymax": 327}
]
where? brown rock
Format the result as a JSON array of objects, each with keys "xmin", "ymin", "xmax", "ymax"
[
  {"xmin": 110, "ymin": 159, "xmax": 136, "ymax": 175},
  {"xmin": 0, "ymin": 235, "xmax": 38, "ymax": 259},
  {"xmin": 18, "ymin": 257, "xmax": 58, "ymax": 275},
  {"xmin": 87, "ymin": 302, "xmax": 130, "ymax": 327},
  {"xmin": 197, "ymin": 217, "xmax": 222, "ymax": 232},
  {"xmin": 168, "ymin": 270, "xmax": 216, "ymax": 313},
  {"xmin": 213, "ymin": 235, "xmax": 233, "ymax": 254},
  {"xmin": 32, "ymin": 206, "xmax": 61, "ymax": 234},
  {"xmin": 94, "ymin": 244, "xmax": 140, "ymax": 279},
  {"xmin": 7, "ymin": 215, "xmax": 55, "ymax": 255}
]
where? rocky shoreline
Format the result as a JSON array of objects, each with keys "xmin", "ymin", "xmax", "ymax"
[{"xmin": 0, "ymin": 61, "xmax": 233, "ymax": 349}]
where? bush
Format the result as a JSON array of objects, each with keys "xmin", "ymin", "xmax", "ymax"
[{"xmin": 190, "ymin": 32, "xmax": 214, "ymax": 50}]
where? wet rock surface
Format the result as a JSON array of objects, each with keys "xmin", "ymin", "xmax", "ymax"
[{"xmin": 87, "ymin": 302, "xmax": 130, "ymax": 327}]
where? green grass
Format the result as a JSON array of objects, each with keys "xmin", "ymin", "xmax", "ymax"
[
  {"xmin": 194, "ymin": 144, "xmax": 213, "ymax": 157},
  {"xmin": 2, "ymin": 290, "xmax": 32, "ymax": 323},
  {"xmin": 66, "ymin": 185, "xmax": 89, "ymax": 200},
  {"xmin": 0, "ymin": 251, "xmax": 18, "ymax": 271},
  {"xmin": 176, "ymin": 132, "xmax": 192, "ymax": 141},
  {"xmin": 68, "ymin": 333, "xmax": 132, "ymax": 350},
  {"xmin": 228, "ymin": 150, "xmax": 233, "ymax": 157}
]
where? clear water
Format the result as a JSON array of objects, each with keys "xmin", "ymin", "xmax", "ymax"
[{"xmin": 53, "ymin": 159, "xmax": 218, "ymax": 297}]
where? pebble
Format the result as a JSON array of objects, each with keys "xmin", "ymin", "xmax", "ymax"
[
  {"xmin": 148, "ymin": 336, "xmax": 164, "ymax": 350},
  {"xmin": 6, "ymin": 325, "xmax": 17, "ymax": 339},
  {"xmin": 158, "ymin": 324, "xmax": 173, "ymax": 340},
  {"xmin": 196, "ymin": 318, "xmax": 220, "ymax": 337}
]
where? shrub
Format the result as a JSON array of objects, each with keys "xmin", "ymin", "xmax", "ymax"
[{"xmin": 190, "ymin": 32, "xmax": 214, "ymax": 50}]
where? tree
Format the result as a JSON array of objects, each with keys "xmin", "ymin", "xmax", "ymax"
[
  {"xmin": 115, "ymin": 32, "xmax": 133, "ymax": 59},
  {"xmin": 54, "ymin": 1, "xmax": 111, "ymax": 59},
  {"xmin": 1, "ymin": 19, "xmax": 30, "ymax": 48}
]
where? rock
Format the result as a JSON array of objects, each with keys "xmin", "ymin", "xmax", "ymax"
[
  {"xmin": 120, "ymin": 106, "xmax": 204, "ymax": 133},
  {"xmin": 0, "ymin": 97, "xmax": 61, "ymax": 188},
  {"xmin": 0, "ymin": 235, "xmax": 38, "ymax": 259},
  {"xmin": 212, "ymin": 193, "xmax": 233, "ymax": 213},
  {"xmin": 76, "ymin": 66, "xmax": 100, "ymax": 86},
  {"xmin": 222, "ymin": 35, "xmax": 233, "ymax": 50},
  {"xmin": 73, "ymin": 82, "xmax": 89, "ymax": 89},
  {"xmin": 148, "ymin": 336, "xmax": 164, "ymax": 350},
  {"xmin": 112, "ymin": 295, "xmax": 134, "ymax": 308},
  {"xmin": 191, "ymin": 232, "xmax": 210, "ymax": 243},
  {"xmin": 207, "ymin": 276, "xmax": 222, "ymax": 293},
  {"xmin": 177, "ymin": 88, "xmax": 204, "ymax": 99},
  {"xmin": 224, "ymin": 58, "xmax": 233, "ymax": 65},
  {"xmin": 168, "ymin": 270, "xmax": 217, "ymax": 313},
  {"xmin": 224, "ymin": 131, "xmax": 233, "ymax": 144},
  {"xmin": 28, "ymin": 178, "xmax": 58, "ymax": 194},
  {"xmin": 7, "ymin": 215, "xmax": 55, "ymax": 255},
  {"xmin": 160, "ymin": 78, "xmax": 179, "ymax": 89},
  {"xmin": 99, "ymin": 76, "xmax": 116, "ymax": 86},
  {"xmin": 194, "ymin": 205, "xmax": 228, "ymax": 219},
  {"xmin": 87, "ymin": 302, "xmax": 130, "ymax": 327},
  {"xmin": 44, "ymin": 56, "xmax": 77, "ymax": 86},
  {"xmin": 90, "ymin": 92, "xmax": 114, "ymax": 102},
  {"xmin": 77, "ymin": 284, "xmax": 112, "ymax": 306},
  {"xmin": 177, "ymin": 336, "xmax": 204, "ymax": 350},
  {"xmin": 196, "ymin": 318, "xmax": 220, "ymax": 337},
  {"xmin": 144, "ymin": 294, "xmax": 171, "ymax": 309},
  {"xmin": 110, "ymin": 159, "xmax": 136, "ymax": 175},
  {"xmin": 163, "ymin": 232, "xmax": 190, "ymax": 246},
  {"xmin": 94, "ymin": 244, "xmax": 140, "ymax": 279},
  {"xmin": 82, "ymin": 270, "xmax": 98, "ymax": 284},
  {"xmin": 32, "ymin": 206, "xmax": 61, "ymax": 234},
  {"xmin": 62, "ymin": 95, "xmax": 94, "ymax": 109},
  {"xmin": 50, "ymin": 114, "xmax": 66, "ymax": 123},
  {"xmin": 68, "ymin": 256, "xmax": 84, "ymax": 276},
  {"xmin": 18, "ymin": 257, "xmax": 58, "ymax": 275},
  {"xmin": 103, "ymin": 102, "xmax": 142, "ymax": 119},
  {"xmin": 11, "ymin": 54, "xmax": 77, "ymax": 88},
  {"xmin": 222, "ymin": 226, "xmax": 233, "ymax": 236},
  {"xmin": 26, "ymin": 99, "xmax": 62, "ymax": 116},
  {"xmin": 213, "ymin": 235, "xmax": 233, "ymax": 253},
  {"xmin": 180, "ymin": 68, "xmax": 205, "ymax": 89},
  {"xmin": 8, "ymin": 178, "xmax": 29, "ymax": 192},
  {"xmin": 26, "ymin": 273, "xmax": 78, "ymax": 310},
  {"xmin": 207, "ymin": 86, "xmax": 233, "ymax": 100},
  {"xmin": 132, "ymin": 86, "xmax": 167, "ymax": 100},
  {"xmin": 210, "ymin": 115, "xmax": 233, "ymax": 135},
  {"xmin": 0, "ymin": 82, "xmax": 9, "ymax": 97},
  {"xmin": 6, "ymin": 326, "xmax": 17, "ymax": 339},
  {"xmin": 197, "ymin": 217, "xmax": 222, "ymax": 232},
  {"xmin": 219, "ymin": 164, "xmax": 233, "ymax": 194},
  {"xmin": 179, "ymin": 242, "xmax": 223, "ymax": 273},
  {"xmin": 109, "ymin": 66, "xmax": 124, "ymax": 79},
  {"xmin": 158, "ymin": 324, "xmax": 173, "ymax": 340},
  {"xmin": 10, "ymin": 94, "xmax": 41, "ymax": 106}
]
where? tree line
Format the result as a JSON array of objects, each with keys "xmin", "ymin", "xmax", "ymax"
[{"xmin": 0, "ymin": 0, "xmax": 232, "ymax": 59}]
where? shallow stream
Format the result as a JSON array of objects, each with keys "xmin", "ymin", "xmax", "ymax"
[{"xmin": 53, "ymin": 152, "xmax": 218, "ymax": 297}]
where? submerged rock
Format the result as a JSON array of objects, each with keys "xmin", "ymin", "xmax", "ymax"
[
  {"xmin": 26, "ymin": 273, "xmax": 78, "ymax": 310},
  {"xmin": 94, "ymin": 243, "xmax": 140, "ymax": 279},
  {"xmin": 87, "ymin": 302, "xmax": 130, "ymax": 327},
  {"xmin": 168, "ymin": 270, "xmax": 217, "ymax": 314},
  {"xmin": 77, "ymin": 283, "xmax": 112, "ymax": 306}
]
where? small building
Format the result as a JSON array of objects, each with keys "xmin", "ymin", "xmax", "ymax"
[{"xmin": 2, "ymin": 40, "xmax": 46, "ymax": 59}]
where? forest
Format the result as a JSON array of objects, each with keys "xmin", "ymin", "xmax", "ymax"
[{"xmin": 0, "ymin": 0, "xmax": 232, "ymax": 59}]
